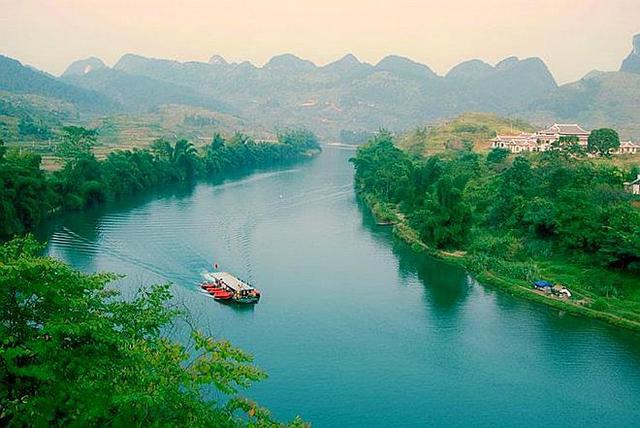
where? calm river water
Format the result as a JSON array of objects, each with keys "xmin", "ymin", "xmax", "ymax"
[{"xmin": 39, "ymin": 147, "xmax": 640, "ymax": 427}]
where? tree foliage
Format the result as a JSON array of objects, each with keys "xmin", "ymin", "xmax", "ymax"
[
  {"xmin": 0, "ymin": 128, "xmax": 319, "ymax": 239},
  {"xmin": 352, "ymin": 131, "xmax": 640, "ymax": 272},
  {"xmin": 0, "ymin": 236, "xmax": 306, "ymax": 427},
  {"xmin": 588, "ymin": 128, "xmax": 620, "ymax": 158}
]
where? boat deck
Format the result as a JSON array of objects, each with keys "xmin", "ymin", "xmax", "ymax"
[{"xmin": 204, "ymin": 272, "xmax": 254, "ymax": 292}]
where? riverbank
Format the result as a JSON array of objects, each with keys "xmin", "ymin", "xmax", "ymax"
[
  {"xmin": 0, "ymin": 130, "xmax": 321, "ymax": 240},
  {"xmin": 363, "ymin": 193, "xmax": 640, "ymax": 332}
]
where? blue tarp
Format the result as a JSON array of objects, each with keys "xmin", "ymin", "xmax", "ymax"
[{"xmin": 533, "ymin": 280, "xmax": 553, "ymax": 288}]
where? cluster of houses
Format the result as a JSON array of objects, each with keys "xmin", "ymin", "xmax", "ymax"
[{"xmin": 491, "ymin": 123, "xmax": 640, "ymax": 155}]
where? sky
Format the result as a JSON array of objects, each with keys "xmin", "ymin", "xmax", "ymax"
[{"xmin": 1, "ymin": 0, "xmax": 639, "ymax": 84}]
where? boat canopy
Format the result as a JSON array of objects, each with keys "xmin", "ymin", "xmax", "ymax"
[
  {"xmin": 204, "ymin": 272, "xmax": 255, "ymax": 292},
  {"xmin": 534, "ymin": 280, "xmax": 553, "ymax": 288}
]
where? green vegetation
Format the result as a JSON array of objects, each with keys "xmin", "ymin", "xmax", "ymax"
[
  {"xmin": 0, "ymin": 128, "xmax": 319, "ymax": 238},
  {"xmin": 0, "ymin": 91, "xmax": 74, "ymax": 142},
  {"xmin": 351, "ymin": 129, "xmax": 640, "ymax": 329},
  {"xmin": 588, "ymin": 128, "xmax": 620, "ymax": 157},
  {"xmin": 397, "ymin": 113, "xmax": 535, "ymax": 156},
  {"xmin": 0, "ymin": 128, "xmax": 318, "ymax": 424},
  {"xmin": 0, "ymin": 236, "xmax": 306, "ymax": 427}
]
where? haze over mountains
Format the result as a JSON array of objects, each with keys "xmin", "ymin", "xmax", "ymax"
[{"xmin": 2, "ymin": 33, "xmax": 640, "ymax": 141}]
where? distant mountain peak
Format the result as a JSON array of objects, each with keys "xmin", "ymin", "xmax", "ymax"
[
  {"xmin": 496, "ymin": 56, "xmax": 519, "ymax": 69},
  {"xmin": 208, "ymin": 54, "xmax": 228, "ymax": 65},
  {"xmin": 264, "ymin": 53, "xmax": 316, "ymax": 71},
  {"xmin": 375, "ymin": 55, "xmax": 437, "ymax": 79},
  {"xmin": 445, "ymin": 59, "xmax": 493, "ymax": 81},
  {"xmin": 322, "ymin": 54, "xmax": 371, "ymax": 76},
  {"xmin": 62, "ymin": 57, "xmax": 107, "ymax": 77},
  {"xmin": 338, "ymin": 53, "xmax": 360, "ymax": 64},
  {"xmin": 620, "ymin": 33, "xmax": 640, "ymax": 74}
]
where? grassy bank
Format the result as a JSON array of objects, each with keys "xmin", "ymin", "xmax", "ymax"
[{"xmin": 364, "ymin": 193, "xmax": 640, "ymax": 332}]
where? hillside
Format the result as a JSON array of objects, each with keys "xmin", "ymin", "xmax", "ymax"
[
  {"xmin": 3, "ymin": 33, "xmax": 640, "ymax": 144},
  {"xmin": 62, "ymin": 68, "xmax": 231, "ymax": 113},
  {"xmin": 70, "ymin": 52, "xmax": 557, "ymax": 139},
  {"xmin": 0, "ymin": 55, "xmax": 117, "ymax": 114},
  {"xmin": 620, "ymin": 33, "xmax": 640, "ymax": 74},
  {"xmin": 397, "ymin": 112, "xmax": 535, "ymax": 155},
  {"xmin": 523, "ymin": 71, "xmax": 640, "ymax": 139},
  {"xmin": 84, "ymin": 104, "xmax": 262, "ymax": 154},
  {"xmin": 0, "ymin": 91, "xmax": 78, "ymax": 142}
]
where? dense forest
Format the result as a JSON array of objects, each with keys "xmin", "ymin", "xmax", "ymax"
[
  {"xmin": 0, "ymin": 236, "xmax": 306, "ymax": 427},
  {"xmin": 0, "ymin": 127, "xmax": 319, "ymax": 239},
  {"xmin": 351, "ymin": 131, "xmax": 640, "ymax": 323}
]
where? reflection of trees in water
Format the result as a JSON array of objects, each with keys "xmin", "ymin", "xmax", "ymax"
[
  {"xmin": 37, "ymin": 156, "xmax": 316, "ymax": 271},
  {"xmin": 37, "ymin": 183, "xmax": 197, "ymax": 266},
  {"xmin": 527, "ymin": 299, "xmax": 640, "ymax": 365},
  {"xmin": 355, "ymin": 194, "xmax": 640, "ymax": 366},
  {"xmin": 393, "ymin": 239, "xmax": 471, "ymax": 315},
  {"xmin": 355, "ymin": 196, "xmax": 471, "ymax": 315}
]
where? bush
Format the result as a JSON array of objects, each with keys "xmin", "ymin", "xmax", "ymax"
[{"xmin": 468, "ymin": 232, "xmax": 524, "ymax": 259}]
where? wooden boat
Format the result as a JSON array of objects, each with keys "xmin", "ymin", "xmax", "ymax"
[
  {"xmin": 203, "ymin": 272, "xmax": 261, "ymax": 304},
  {"xmin": 211, "ymin": 289, "xmax": 233, "ymax": 300}
]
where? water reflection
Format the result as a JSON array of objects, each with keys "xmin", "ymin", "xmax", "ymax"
[{"xmin": 356, "ymin": 196, "xmax": 471, "ymax": 316}]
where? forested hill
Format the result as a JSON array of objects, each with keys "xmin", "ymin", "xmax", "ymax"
[
  {"xmin": 2, "ymin": 34, "xmax": 640, "ymax": 142},
  {"xmin": 351, "ymin": 127, "xmax": 640, "ymax": 329},
  {"xmin": 397, "ymin": 112, "xmax": 536, "ymax": 155},
  {"xmin": 55, "ymin": 33, "xmax": 640, "ymax": 139},
  {"xmin": 62, "ymin": 52, "xmax": 557, "ymax": 139},
  {"xmin": 0, "ymin": 55, "xmax": 117, "ymax": 113}
]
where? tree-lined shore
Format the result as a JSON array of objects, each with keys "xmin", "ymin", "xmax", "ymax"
[
  {"xmin": 0, "ymin": 128, "xmax": 319, "ymax": 426},
  {"xmin": 351, "ymin": 130, "xmax": 640, "ymax": 330},
  {"xmin": 0, "ymin": 128, "xmax": 320, "ymax": 239}
]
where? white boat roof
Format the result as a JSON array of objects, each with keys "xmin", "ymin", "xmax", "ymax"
[{"xmin": 204, "ymin": 272, "xmax": 254, "ymax": 292}]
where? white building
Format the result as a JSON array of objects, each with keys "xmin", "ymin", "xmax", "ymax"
[
  {"xmin": 536, "ymin": 124, "xmax": 590, "ymax": 146},
  {"xmin": 491, "ymin": 132, "xmax": 543, "ymax": 153},
  {"xmin": 492, "ymin": 123, "xmax": 640, "ymax": 155},
  {"xmin": 624, "ymin": 174, "xmax": 640, "ymax": 195},
  {"xmin": 616, "ymin": 141, "xmax": 640, "ymax": 155}
]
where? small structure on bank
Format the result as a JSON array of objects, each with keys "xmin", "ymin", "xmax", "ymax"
[
  {"xmin": 551, "ymin": 285, "xmax": 572, "ymax": 299},
  {"xmin": 618, "ymin": 141, "xmax": 640, "ymax": 155},
  {"xmin": 533, "ymin": 280, "xmax": 553, "ymax": 293},
  {"xmin": 533, "ymin": 280, "xmax": 572, "ymax": 299},
  {"xmin": 624, "ymin": 174, "xmax": 640, "ymax": 195}
]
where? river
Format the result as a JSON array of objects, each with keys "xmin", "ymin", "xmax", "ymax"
[{"xmin": 39, "ymin": 147, "xmax": 640, "ymax": 427}]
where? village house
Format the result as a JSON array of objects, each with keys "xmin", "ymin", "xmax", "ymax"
[
  {"xmin": 624, "ymin": 174, "xmax": 640, "ymax": 195},
  {"xmin": 491, "ymin": 123, "xmax": 640, "ymax": 155},
  {"xmin": 536, "ymin": 123, "xmax": 590, "ymax": 146},
  {"xmin": 491, "ymin": 132, "xmax": 540, "ymax": 153},
  {"xmin": 616, "ymin": 141, "xmax": 640, "ymax": 155}
]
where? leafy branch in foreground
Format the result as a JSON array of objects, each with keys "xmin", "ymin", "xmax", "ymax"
[{"xmin": 0, "ymin": 236, "xmax": 305, "ymax": 427}]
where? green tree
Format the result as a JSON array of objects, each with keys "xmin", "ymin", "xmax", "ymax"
[
  {"xmin": 588, "ymin": 128, "xmax": 620, "ymax": 158},
  {"xmin": 172, "ymin": 139, "xmax": 199, "ymax": 179},
  {"xmin": 486, "ymin": 147, "xmax": 509, "ymax": 164},
  {"xmin": 57, "ymin": 126, "xmax": 98, "ymax": 161},
  {"xmin": 0, "ymin": 236, "xmax": 306, "ymax": 427}
]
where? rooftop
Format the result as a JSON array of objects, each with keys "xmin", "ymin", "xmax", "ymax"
[{"xmin": 542, "ymin": 124, "xmax": 590, "ymax": 135}]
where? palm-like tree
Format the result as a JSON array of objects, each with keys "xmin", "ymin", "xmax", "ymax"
[
  {"xmin": 151, "ymin": 138, "xmax": 198, "ymax": 180},
  {"xmin": 172, "ymin": 139, "xmax": 198, "ymax": 179}
]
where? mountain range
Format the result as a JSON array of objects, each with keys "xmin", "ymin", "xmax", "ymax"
[{"xmin": 1, "ymin": 33, "xmax": 640, "ymax": 141}]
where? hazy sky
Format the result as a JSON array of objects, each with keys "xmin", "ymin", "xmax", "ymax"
[{"xmin": 1, "ymin": 0, "xmax": 639, "ymax": 83}]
